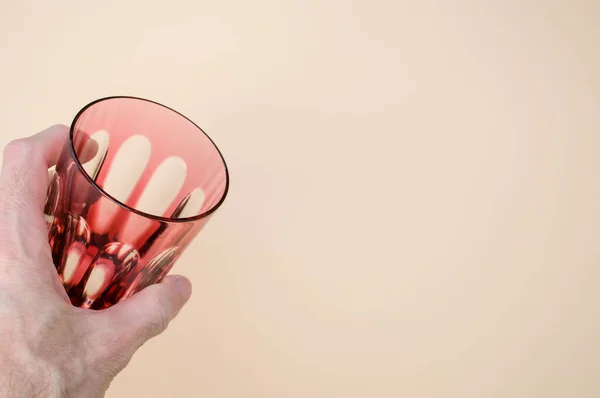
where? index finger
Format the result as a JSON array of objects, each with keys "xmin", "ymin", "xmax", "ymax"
[{"xmin": 0, "ymin": 125, "xmax": 69, "ymax": 213}]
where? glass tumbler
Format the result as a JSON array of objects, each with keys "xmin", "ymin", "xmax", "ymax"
[{"xmin": 44, "ymin": 96, "xmax": 229, "ymax": 309}]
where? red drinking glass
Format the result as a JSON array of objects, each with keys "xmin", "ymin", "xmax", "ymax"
[{"xmin": 44, "ymin": 96, "xmax": 229, "ymax": 309}]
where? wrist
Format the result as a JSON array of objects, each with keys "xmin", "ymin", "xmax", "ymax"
[
  {"xmin": 0, "ymin": 354, "xmax": 65, "ymax": 398},
  {"xmin": 0, "ymin": 368, "xmax": 60, "ymax": 398}
]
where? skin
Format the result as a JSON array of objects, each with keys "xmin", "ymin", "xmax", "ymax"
[{"xmin": 0, "ymin": 125, "xmax": 192, "ymax": 397}]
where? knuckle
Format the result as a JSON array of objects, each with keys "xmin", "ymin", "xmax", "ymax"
[
  {"xmin": 134, "ymin": 320, "xmax": 163, "ymax": 345},
  {"xmin": 141, "ymin": 322, "xmax": 162, "ymax": 341},
  {"xmin": 3, "ymin": 138, "xmax": 36, "ymax": 159},
  {"xmin": 145, "ymin": 294, "xmax": 171, "ymax": 337},
  {"xmin": 48, "ymin": 124, "xmax": 68, "ymax": 131},
  {"xmin": 0, "ymin": 139, "xmax": 45, "ymax": 208}
]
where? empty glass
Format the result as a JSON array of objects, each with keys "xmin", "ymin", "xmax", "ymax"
[{"xmin": 44, "ymin": 96, "xmax": 229, "ymax": 309}]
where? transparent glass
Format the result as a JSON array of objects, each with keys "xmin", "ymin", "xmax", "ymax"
[{"xmin": 44, "ymin": 96, "xmax": 229, "ymax": 309}]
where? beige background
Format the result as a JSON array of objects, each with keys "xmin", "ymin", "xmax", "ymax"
[{"xmin": 1, "ymin": 0, "xmax": 600, "ymax": 397}]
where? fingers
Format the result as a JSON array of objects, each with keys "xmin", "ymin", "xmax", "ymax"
[
  {"xmin": 0, "ymin": 125, "xmax": 69, "ymax": 212},
  {"xmin": 74, "ymin": 130, "xmax": 100, "ymax": 164},
  {"xmin": 27, "ymin": 124, "xmax": 70, "ymax": 167},
  {"xmin": 101, "ymin": 275, "xmax": 192, "ymax": 348}
]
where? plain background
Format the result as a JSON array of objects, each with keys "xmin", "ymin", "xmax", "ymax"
[{"xmin": 1, "ymin": 1, "xmax": 600, "ymax": 397}]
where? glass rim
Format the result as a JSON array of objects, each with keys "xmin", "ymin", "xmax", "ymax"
[{"xmin": 68, "ymin": 95, "xmax": 230, "ymax": 224}]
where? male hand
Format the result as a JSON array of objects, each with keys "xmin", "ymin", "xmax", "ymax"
[{"xmin": 0, "ymin": 125, "xmax": 192, "ymax": 397}]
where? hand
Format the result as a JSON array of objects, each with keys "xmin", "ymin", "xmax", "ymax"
[{"xmin": 0, "ymin": 126, "xmax": 192, "ymax": 397}]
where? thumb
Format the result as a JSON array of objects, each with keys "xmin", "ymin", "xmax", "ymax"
[{"xmin": 105, "ymin": 275, "xmax": 192, "ymax": 347}]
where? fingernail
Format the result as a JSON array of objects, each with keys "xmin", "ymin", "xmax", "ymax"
[{"xmin": 175, "ymin": 277, "xmax": 192, "ymax": 302}]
